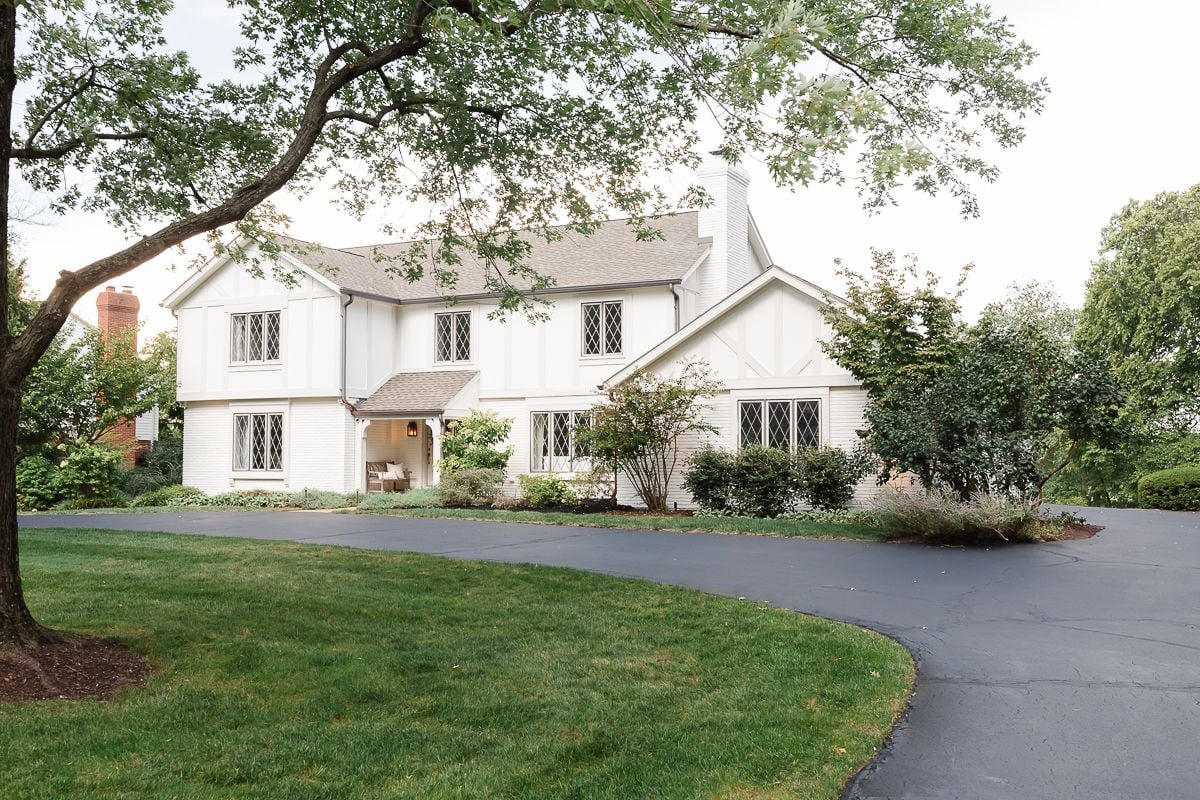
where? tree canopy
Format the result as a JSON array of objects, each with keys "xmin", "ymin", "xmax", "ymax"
[{"xmin": 1078, "ymin": 184, "xmax": 1200, "ymax": 431}]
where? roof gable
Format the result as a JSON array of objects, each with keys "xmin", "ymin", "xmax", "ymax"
[{"xmin": 605, "ymin": 266, "xmax": 839, "ymax": 386}]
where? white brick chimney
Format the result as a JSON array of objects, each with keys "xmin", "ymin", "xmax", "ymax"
[{"xmin": 696, "ymin": 154, "xmax": 753, "ymax": 314}]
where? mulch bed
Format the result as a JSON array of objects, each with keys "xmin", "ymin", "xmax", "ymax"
[
  {"xmin": 0, "ymin": 635, "xmax": 148, "ymax": 702},
  {"xmin": 1056, "ymin": 522, "xmax": 1103, "ymax": 541}
]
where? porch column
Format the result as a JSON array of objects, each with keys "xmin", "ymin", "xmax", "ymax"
[
  {"xmin": 354, "ymin": 417, "xmax": 368, "ymax": 494},
  {"xmin": 426, "ymin": 417, "xmax": 442, "ymax": 486}
]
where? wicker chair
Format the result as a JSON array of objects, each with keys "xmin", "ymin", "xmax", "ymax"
[{"xmin": 366, "ymin": 462, "xmax": 411, "ymax": 493}]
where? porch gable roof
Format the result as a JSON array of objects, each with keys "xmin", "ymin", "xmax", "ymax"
[{"xmin": 354, "ymin": 370, "xmax": 479, "ymax": 417}]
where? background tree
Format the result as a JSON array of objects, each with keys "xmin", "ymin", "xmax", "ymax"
[
  {"xmin": 823, "ymin": 265, "xmax": 1121, "ymax": 505},
  {"xmin": 142, "ymin": 331, "xmax": 182, "ymax": 433},
  {"xmin": 1043, "ymin": 185, "xmax": 1200, "ymax": 505},
  {"xmin": 1078, "ymin": 185, "xmax": 1200, "ymax": 430},
  {"xmin": 579, "ymin": 359, "xmax": 721, "ymax": 512},
  {"xmin": 0, "ymin": 0, "xmax": 1045, "ymax": 648},
  {"xmin": 18, "ymin": 325, "xmax": 155, "ymax": 459}
]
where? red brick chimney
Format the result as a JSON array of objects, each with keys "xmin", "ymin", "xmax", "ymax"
[{"xmin": 96, "ymin": 286, "xmax": 142, "ymax": 467}]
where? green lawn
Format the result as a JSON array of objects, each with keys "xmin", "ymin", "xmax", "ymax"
[
  {"xmin": 3, "ymin": 528, "xmax": 912, "ymax": 800},
  {"xmin": 357, "ymin": 506, "xmax": 891, "ymax": 541}
]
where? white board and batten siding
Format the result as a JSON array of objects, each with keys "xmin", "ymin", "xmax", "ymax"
[{"xmin": 615, "ymin": 273, "xmax": 877, "ymax": 509}]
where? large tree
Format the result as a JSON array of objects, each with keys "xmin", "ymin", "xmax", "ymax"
[
  {"xmin": 1078, "ymin": 185, "xmax": 1200, "ymax": 431},
  {"xmin": 0, "ymin": 0, "xmax": 1045, "ymax": 648}
]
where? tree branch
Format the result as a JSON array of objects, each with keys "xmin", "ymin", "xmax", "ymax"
[{"xmin": 11, "ymin": 130, "xmax": 150, "ymax": 160}]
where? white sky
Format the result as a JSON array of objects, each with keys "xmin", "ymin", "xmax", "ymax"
[{"xmin": 14, "ymin": 0, "xmax": 1200, "ymax": 338}]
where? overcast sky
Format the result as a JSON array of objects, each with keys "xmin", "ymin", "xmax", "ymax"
[{"xmin": 14, "ymin": 1, "xmax": 1200, "ymax": 338}]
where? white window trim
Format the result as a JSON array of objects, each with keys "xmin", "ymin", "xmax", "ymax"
[
  {"xmin": 737, "ymin": 398, "xmax": 824, "ymax": 450},
  {"xmin": 529, "ymin": 410, "xmax": 592, "ymax": 473},
  {"xmin": 433, "ymin": 309, "xmax": 472, "ymax": 364},
  {"xmin": 580, "ymin": 300, "xmax": 624, "ymax": 359},
  {"xmin": 228, "ymin": 309, "xmax": 283, "ymax": 367},
  {"xmin": 230, "ymin": 405, "xmax": 288, "ymax": 477}
]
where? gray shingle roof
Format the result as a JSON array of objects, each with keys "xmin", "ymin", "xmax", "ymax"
[
  {"xmin": 277, "ymin": 212, "xmax": 705, "ymax": 302},
  {"xmin": 355, "ymin": 370, "xmax": 478, "ymax": 416}
]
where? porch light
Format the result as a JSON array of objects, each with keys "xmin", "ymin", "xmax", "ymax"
[{"xmin": 407, "ymin": 421, "xmax": 419, "ymax": 438}]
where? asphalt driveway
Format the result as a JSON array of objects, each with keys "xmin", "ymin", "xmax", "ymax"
[{"xmin": 21, "ymin": 507, "xmax": 1200, "ymax": 800}]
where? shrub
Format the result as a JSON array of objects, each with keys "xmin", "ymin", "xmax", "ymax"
[
  {"xmin": 440, "ymin": 411, "xmax": 514, "ymax": 474},
  {"xmin": 794, "ymin": 446, "xmax": 873, "ymax": 510},
  {"xmin": 172, "ymin": 489, "xmax": 354, "ymax": 510},
  {"xmin": 1137, "ymin": 466, "xmax": 1200, "ymax": 511},
  {"xmin": 518, "ymin": 474, "xmax": 577, "ymax": 509},
  {"xmin": 439, "ymin": 468, "xmax": 503, "ymax": 507},
  {"xmin": 123, "ymin": 466, "xmax": 174, "ymax": 498},
  {"xmin": 730, "ymin": 445, "xmax": 801, "ymax": 518},
  {"xmin": 55, "ymin": 443, "xmax": 125, "ymax": 508},
  {"xmin": 16, "ymin": 456, "xmax": 61, "ymax": 511},
  {"xmin": 358, "ymin": 487, "xmax": 444, "ymax": 510},
  {"xmin": 131, "ymin": 484, "xmax": 205, "ymax": 507},
  {"xmin": 682, "ymin": 447, "xmax": 736, "ymax": 512},
  {"xmin": 871, "ymin": 489, "xmax": 1049, "ymax": 544}
]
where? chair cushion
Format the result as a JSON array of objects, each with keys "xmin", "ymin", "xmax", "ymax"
[
  {"xmin": 386, "ymin": 462, "xmax": 404, "ymax": 476},
  {"xmin": 379, "ymin": 472, "xmax": 399, "ymax": 480}
]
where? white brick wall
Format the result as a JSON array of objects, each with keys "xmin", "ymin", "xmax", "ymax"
[{"xmin": 182, "ymin": 397, "xmax": 354, "ymax": 494}]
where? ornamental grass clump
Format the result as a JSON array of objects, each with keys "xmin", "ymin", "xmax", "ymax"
[{"xmin": 871, "ymin": 489, "xmax": 1051, "ymax": 544}]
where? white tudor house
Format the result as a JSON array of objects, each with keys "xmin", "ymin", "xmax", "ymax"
[{"xmin": 164, "ymin": 159, "xmax": 874, "ymax": 507}]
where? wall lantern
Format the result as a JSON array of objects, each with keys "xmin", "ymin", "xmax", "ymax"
[{"xmin": 406, "ymin": 421, "xmax": 419, "ymax": 438}]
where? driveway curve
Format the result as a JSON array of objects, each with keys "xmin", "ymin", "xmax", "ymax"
[{"xmin": 22, "ymin": 507, "xmax": 1200, "ymax": 800}]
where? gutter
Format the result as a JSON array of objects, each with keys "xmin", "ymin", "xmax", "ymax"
[
  {"xmin": 339, "ymin": 293, "xmax": 356, "ymax": 411},
  {"xmin": 341, "ymin": 277, "xmax": 682, "ymax": 307}
]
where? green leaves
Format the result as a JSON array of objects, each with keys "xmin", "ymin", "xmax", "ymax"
[
  {"xmin": 1078, "ymin": 185, "xmax": 1200, "ymax": 431},
  {"xmin": 10, "ymin": 0, "xmax": 1045, "ymax": 323},
  {"xmin": 823, "ymin": 259, "xmax": 1122, "ymax": 504}
]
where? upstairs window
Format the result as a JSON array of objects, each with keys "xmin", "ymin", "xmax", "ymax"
[
  {"xmin": 738, "ymin": 400, "xmax": 821, "ymax": 450},
  {"xmin": 435, "ymin": 311, "xmax": 471, "ymax": 362},
  {"xmin": 230, "ymin": 311, "xmax": 281, "ymax": 364},
  {"xmin": 582, "ymin": 301, "xmax": 622, "ymax": 356},
  {"xmin": 233, "ymin": 412, "xmax": 284, "ymax": 472},
  {"xmin": 531, "ymin": 411, "xmax": 592, "ymax": 472}
]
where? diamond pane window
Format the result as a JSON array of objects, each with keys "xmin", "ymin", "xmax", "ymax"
[
  {"xmin": 603, "ymin": 302, "xmax": 623, "ymax": 354},
  {"xmin": 248, "ymin": 314, "xmax": 263, "ymax": 362},
  {"xmin": 233, "ymin": 412, "xmax": 284, "ymax": 472},
  {"xmin": 268, "ymin": 415, "xmax": 284, "ymax": 470},
  {"xmin": 582, "ymin": 303, "xmax": 603, "ymax": 355},
  {"xmin": 250, "ymin": 414, "xmax": 267, "ymax": 470},
  {"xmin": 435, "ymin": 311, "xmax": 470, "ymax": 362},
  {"xmin": 264, "ymin": 313, "xmax": 281, "ymax": 360},
  {"xmin": 767, "ymin": 401, "xmax": 792, "ymax": 449},
  {"xmin": 795, "ymin": 400, "xmax": 821, "ymax": 448},
  {"xmin": 582, "ymin": 301, "xmax": 622, "ymax": 356},
  {"xmin": 739, "ymin": 402, "xmax": 763, "ymax": 450},
  {"xmin": 531, "ymin": 412, "xmax": 550, "ymax": 472},
  {"xmin": 233, "ymin": 415, "xmax": 249, "ymax": 470},
  {"xmin": 230, "ymin": 311, "xmax": 281, "ymax": 363},
  {"xmin": 454, "ymin": 312, "xmax": 471, "ymax": 361},
  {"xmin": 231, "ymin": 315, "xmax": 247, "ymax": 362},
  {"xmin": 530, "ymin": 410, "xmax": 592, "ymax": 472},
  {"xmin": 551, "ymin": 412, "xmax": 572, "ymax": 471}
]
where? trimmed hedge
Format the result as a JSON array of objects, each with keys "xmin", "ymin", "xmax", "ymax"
[{"xmin": 1137, "ymin": 465, "xmax": 1200, "ymax": 511}]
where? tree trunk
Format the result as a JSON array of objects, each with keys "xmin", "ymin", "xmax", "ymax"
[
  {"xmin": 0, "ymin": 2, "xmax": 46, "ymax": 649},
  {"xmin": 0, "ymin": 386, "xmax": 50, "ymax": 648}
]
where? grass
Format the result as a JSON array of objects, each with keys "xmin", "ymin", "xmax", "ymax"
[
  {"xmin": 4, "ymin": 527, "xmax": 913, "ymax": 800},
  {"xmin": 357, "ymin": 506, "xmax": 891, "ymax": 541}
]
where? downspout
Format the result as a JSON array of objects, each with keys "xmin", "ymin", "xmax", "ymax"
[
  {"xmin": 670, "ymin": 284, "xmax": 682, "ymax": 332},
  {"xmin": 340, "ymin": 293, "xmax": 355, "ymax": 411}
]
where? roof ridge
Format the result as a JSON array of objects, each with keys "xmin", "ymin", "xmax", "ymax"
[{"xmin": 337, "ymin": 209, "xmax": 700, "ymax": 253}]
